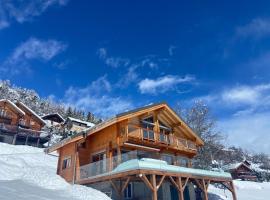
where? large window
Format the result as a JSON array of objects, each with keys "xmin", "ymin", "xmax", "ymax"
[
  {"xmin": 62, "ymin": 156, "xmax": 71, "ymax": 169},
  {"xmin": 124, "ymin": 183, "xmax": 133, "ymax": 199},
  {"xmin": 141, "ymin": 116, "xmax": 155, "ymax": 140},
  {"xmin": 159, "ymin": 121, "xmax": 171, "ymax": 143}
]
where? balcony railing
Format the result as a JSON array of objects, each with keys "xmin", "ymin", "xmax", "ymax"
[
  {"xmin": 0, "ymin": 123, "xmax": 45, "ymax": 137},
  {"xmin": 79, "ymin": 150, "xmax": 191, "ymax": 180},
  {"xmin": 122, "ymin": 124, "xmax": 197, "ymax": 151}
]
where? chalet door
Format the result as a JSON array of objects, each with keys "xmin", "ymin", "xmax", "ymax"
[{"xmin": 92, "ymin": 152, "xmax": 107, "ymax": 175}]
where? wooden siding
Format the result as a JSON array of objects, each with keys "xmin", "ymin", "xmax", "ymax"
[
  {"xmin": 57, "ymin": 142, "xmax": 77, "ymax": 183},
  {"xmin": 0, "ymin": 101, "xmax": 21, "ymax": 126}
]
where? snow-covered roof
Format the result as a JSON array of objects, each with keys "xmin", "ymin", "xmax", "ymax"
[
  {"xmin": 42, "ymin": 113, "xmax": 65, "ymax": 123},
  {"xmin": 222, "ymin": 162, "xmax": 252, "ymax": 171},
  {"xmin": 16, "ymin": 101, "xmax": 46, "ymax": 125},
  {"xmin": 100, "ymin": 158, "xmax": 232, "ymax": 179},
  {"xmin": 0, "ymin": 99, "xmax": 25, "ymax": 116},
  {"xmin": 66, "ymin": 117, "xmax": 95, "ymax": 127}
]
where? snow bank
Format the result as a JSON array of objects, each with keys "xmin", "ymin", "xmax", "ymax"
[
  {"xmin": 0, "ymin": 143, "xmax": 111, "ymax": 200},
  {"xmin": 209, "ymin": 180, "xmax": 270, "ymax": 200}
]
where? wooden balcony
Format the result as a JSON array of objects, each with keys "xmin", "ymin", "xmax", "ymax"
[
  {"xmin": 0, "ymin": 123, "xmax": 44, "ymax": 137},
  {"xmin": 121, "ymin": 124, "xmax": 197, "ymax": 153}
]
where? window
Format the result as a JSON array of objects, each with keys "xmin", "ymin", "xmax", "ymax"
[
  {"xmin": 141, "ymin": 116, "xmax": 155, "ymax": 140},
  {"xmin": 124, "ymin": 183, "xmax": 133, "ymax": 199},
  {"xmin": 177, "ymin": 156, "xmax": 189, "ymax": 167},
  {"xmin": 161, "ymin": 154, "xmax": 174, "ymax": 165},
  {"xmin": 62, "ymin": 156, "xmax": 71, "ymax": 169}
]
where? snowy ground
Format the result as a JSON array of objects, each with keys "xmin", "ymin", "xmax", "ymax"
[
  {"xmin": 0, "ymin": 142, "xmax": 269, "ymax": 200},
  {"xmin": 0, "ymin": 143, "xmax": 111, "ymax": 200},
  {"xmin": 209, "ymin": 180, "xmax": 270, "ymax": 200}
]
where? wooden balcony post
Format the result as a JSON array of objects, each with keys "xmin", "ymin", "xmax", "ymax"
[
  {"xmin": 12, "ymin": 134, "xmax": 17, "ymax": 145},
  {"xmin": 230, "ymin": 181, "xmax": 237, "ymax": 200},
  {"xmin": 36, "ymin": 138, "xmax": 40, "ymax": 147},
  {"xmin": 151, "ymin": 174, "xmax": 158, "ymax": 200}
]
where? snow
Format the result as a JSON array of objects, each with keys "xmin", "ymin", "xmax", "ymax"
[
  {"xmin": 67, "ymin": 117, "xmax": 95, "ymax": 127},
  {"xmin": 0, "ymin": 99, "xmax": 25, "ymax": 115},
  {"xmin": 209, "ymin": 180, "xmax": 270, "ymax": 200},
  {"xmin": 109, "ymin": 159, "xmax": 232, "ymax": 179},
  {"xmin": 0, "ymin": 143, "xmax": 111, "ymax": 200},
  {"xmin": 16, "ymin": 101, "xmax": 47, "ymax": 125}
]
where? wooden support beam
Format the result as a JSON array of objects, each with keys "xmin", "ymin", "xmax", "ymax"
[
  {"xmin": 157, "ymin": 175, "xmax": 165, "ymax": 190},
  {"xmin": 151, "ymin": 174, "xmax": 158, "ymax": 200},
  {"xmin": 121, "ymin": 177, "xmax": 131, "ymax": 193},
  {"xmin": 202, "ymin": 179, "xmax": 209, "ymax": 200},
  {"xmin": 182, "ymin": 177, "xmax": 189, "ymax": 190},
  {"xmin": 110, "ymin": 180, "xmax": 121, "ymax": 197},
  {"xmin": 230, "ymin": 181, "xmax": 237, "ymax": 200},
  {"xmin": 140, "ymin": 174, "xmax": 154, "ymax": 191},
  {"xmin": 169, "ymin": 176, "xmax": 179, "ymax": 190},
  {"xmin": 205, "ymin": 180, "xmax": 211, "ymax": 190},
  {"xmin": 177, "ymin": 177, "xmax": 184, "ymax": 200}
]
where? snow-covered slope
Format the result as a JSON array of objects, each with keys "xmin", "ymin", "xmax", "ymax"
[
  {"xmin": 0, "ymin": 143, "xmax": 111, "ymax": 200},
  {"xmin": 209, "ymin": 180, "xmax": 270, "ymax": 200}
]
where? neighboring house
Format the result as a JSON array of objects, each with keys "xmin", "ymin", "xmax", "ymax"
[
  {"xmin": 64, "ymin": 117, "xmax": 95, "ymax": 133},
  {"xmin": 0, "ymin": 99, "xmax": 49, "ymax": 147},
  {"xmin": 42, "ymin": 113, "xmax": 65, "ymax": 127},
  {"xmin": 46, "ymin": 103, "xmax": 237, "ymax": 200},
  {"xmin": 223, "ymin": 160, "xmax": 258, "ymax": 181}
]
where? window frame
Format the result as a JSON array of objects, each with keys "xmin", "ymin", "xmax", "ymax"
[
  {"xmin": 124, "ymin": 182, "xmax": 133, "ymax": 199},
  {"xmin": 62, "ymin": 156, "xmax": 72, "ymax": 170}
]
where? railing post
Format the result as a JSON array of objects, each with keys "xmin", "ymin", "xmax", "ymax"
[{"xmin": 12, "ymin": 134, "xmax": 17, "ymax": 145}]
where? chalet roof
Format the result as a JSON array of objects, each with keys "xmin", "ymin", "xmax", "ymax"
[
  {"xmin": 42, "ymin": 113, "xmax": 65, "ymax": 123},
  {"xmin": 222, "ymin": 162, "xmax": 253, "ymax": 172},
  {"xmin": 0, "ymin": 99, "xmax": 25, "ymax": 116},
  {"xmin": 16, "ymin": 101, "xmax": 46, "ymax": 125},
  {"xmin": 66, "ymin": 117, "xmax": 95, "ymax": 127},
  {"xmin": 46, "ymin": 102, "xmax": 204, "ymax": 153}
]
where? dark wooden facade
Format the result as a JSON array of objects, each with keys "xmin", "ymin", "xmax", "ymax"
[
  {"xmin": 224, "ymin": 162, "xmax": 257, "ymax": 181},
  {"xmin": 0, "ymin": 99, "xmax": 48, "ymax": 146}
]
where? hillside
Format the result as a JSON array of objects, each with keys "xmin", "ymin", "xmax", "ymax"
[
  {"xmin": 0, "ymin": 143, "xmax": 111, "ymax": 200},
  {"xmin": 0, "ymin": 80, "xmax": 101, "ymax": 123}
]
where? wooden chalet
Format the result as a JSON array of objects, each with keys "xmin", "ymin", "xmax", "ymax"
[
  {"xmin": 42, "ymin": 113, "xmax": 65, "ymax": 127},
  {"xmin": 223, "ymin": 160, "xmax": 257, "ymax": 181},
  {"xmin": 64, "ymin": 117, "xmax": 95, "ymax": 133},
  {"xmin": 47, "ymin": 103, "xmax": 237, "ymax": 200},
  {"xmin": 0, "ymin": 99, "xmax": 49, "ymax": 147}
]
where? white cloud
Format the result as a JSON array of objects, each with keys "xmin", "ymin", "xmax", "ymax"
[
  {"xmin": 189, "ymin": 83, "xmax": 270, "ymax": 154},
  {"xmin": 97, "ymin": 48, "xmax": 130, "ymax": 68},
  {"xmin": 219, "ymin": 112, "xmax": 270, "ymax": 154},
  {"xmin": 1, "ymin": 37, "xmax": 67, "ymax": 75},
  {"xmin": 195, "ymin": 83, "xmax": 270, "ymax": 112},
  {"xmin": 221, "ymin": 84, "xmax": 270, "ymax": 105},
  {"xmin": 168, "ymin": 45, "xmax": 176, "ymax": 56},
  {"xmin": 236, "ymin": 18, "xmax": 270, "ymax": 38},
  {"xmin": 138, "ymin": 75, "xmax": 195, "ymax": 94},
  {"xmin": 0, "ymin": 0, "xmax": 68, "ymax": 30},
  {"xmin": 64, "ymin": 76, "xmax": 133, "ymax": 118}
]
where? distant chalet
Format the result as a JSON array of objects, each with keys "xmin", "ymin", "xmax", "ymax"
[
  {"xmin": 223, "ymin": 160, "xmax": 258, "ymax": 181},
  {"xmin": 0, "ymin": 99, "xmax": 48, "ymax": 147}
]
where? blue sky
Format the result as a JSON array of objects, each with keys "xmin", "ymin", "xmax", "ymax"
[{"xmin": 0, "ymin": 0, "xmax": 270, "ymax": 153}]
